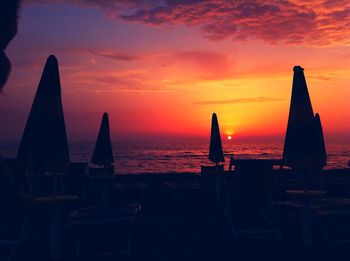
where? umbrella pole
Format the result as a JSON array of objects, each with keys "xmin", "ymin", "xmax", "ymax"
[
  {"xmin": 215, "ymin": 162, "xmax": 221, "ymax": 202},
  {"xmin": 102, "ymin": 165, "xmax": 108, "ymax": 204}
]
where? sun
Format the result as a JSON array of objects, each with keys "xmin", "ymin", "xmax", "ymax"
[{"xmin": 227, "ymin": 135, "xmax": 232, "ymax": 140}]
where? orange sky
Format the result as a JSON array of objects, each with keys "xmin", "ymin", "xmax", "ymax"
[{"xmin": 1, "ymin": 1, "xmax": 350, "ymax": 143}]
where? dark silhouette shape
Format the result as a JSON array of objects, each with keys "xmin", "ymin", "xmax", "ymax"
[
  {"xmin": 282, "ymin": 66, "xmax": 327, "ymax": 170},
  {"xmin": 0, "ymin": 0, "xmax": 38, "ymax": 233},
  {"xmin": 314, "ymin": 113, "xmax": 327, "ymax": 165},
  {"xmin": 0, "ymin": 0, "xmax": 21, "ymax": 90},
  {"xmin": 91, "ymin": 112, "xmax": 114, "ymax": 167},
  {"xmin": 17, "ymin": 55, "xmax": 70, "ymax": 172},
  {"xmin": 226, "ymin": 159, "xmax": 281, "ymax": 242},
  {"xmin": 209, "ymin": 113, "xmax": 224, "ymax": 164}
]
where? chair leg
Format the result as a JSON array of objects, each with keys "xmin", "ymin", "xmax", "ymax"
[
  {"xmin": 76, "ymin": 236, "xmax": 81, "ymax": 257},
  {"xmin": 321, "ymin": 222, "xmax": 331, "ymax": 244},
  {"xmin": 270, "ymin": 205, "xmax": 283, "ymax": 241},
  {"xmin": 8, "ymin": 214, "xmax": 32, "ymax": 261},
  {"xmin": 126, "ymin": 223, "xmax": 131, "ymax": 254}
]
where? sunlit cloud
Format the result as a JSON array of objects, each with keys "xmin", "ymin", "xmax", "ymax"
[{"xmin": 193, "ymin": 97, "xmax": 284, "ymax": 105}]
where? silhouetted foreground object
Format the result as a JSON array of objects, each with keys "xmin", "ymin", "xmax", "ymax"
[
  {"xmin": 209, "ymin": 113, "xmax": 224, "ymax": 165},
  {"xmin": 314, "ymin": 113, "xmax": 327, "ymax": 165},
  {"xmin": 17, "ymin": 55, "xmax": 70, "ymax": 172},
  {"xmin": 283, "ymin": 66, "xmax": 327, "ymax": 170},
  {"xmin": 226, "ymin": 159, "xmax": 281, "ymax": 243},
  {"xmin": 91, "ymin": 112, "xmax": 114, "ymax": 167},
  {"xmin": 0, "ymin": 0, "xmax": 21, "ymax": 90}
]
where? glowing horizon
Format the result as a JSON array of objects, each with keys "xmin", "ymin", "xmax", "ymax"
[{"xmin": 1, "ymin": 1, "xmax": 350, "ymax": 143}]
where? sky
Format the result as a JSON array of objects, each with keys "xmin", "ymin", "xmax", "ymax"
[{"xmin": 1, "ymin": 0, "xmax": 350, "ymax": 143}]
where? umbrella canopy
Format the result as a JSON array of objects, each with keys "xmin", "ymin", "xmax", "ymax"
[
  {"xmin": 282, "ymin": 66, "xmax": 327, "ymax": 170},
  {"xmin": 91, "ymin": 112, "xmax": 114, "ymax": 167},
  {"xmin": 17, "ymin": 55, "xmax": 70, "ymax": 172},
  {"xmin": 314, "ymin": 113, "xmax": 327, "ymax": 166},
  {"xmin": 209, "ymin": 113, "xmax": 225, "ymax": 164}
]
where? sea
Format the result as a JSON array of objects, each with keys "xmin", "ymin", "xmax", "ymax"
[{"xmin": 1, "ymin": 141, "xmax": 349, "ymax": 174}]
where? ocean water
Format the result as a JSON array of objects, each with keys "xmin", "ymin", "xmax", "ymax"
[{"xmin": 1, "ymin": 141, "xmax": 349, "ymax": 174}]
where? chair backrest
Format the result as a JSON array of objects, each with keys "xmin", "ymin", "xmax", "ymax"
[
  {"xmin": 0, "ymin": 158, "xmax": 28, "ymax": 224},
  {"xmin": 228, "ymin": 160, "xmax": 277, "ymax": 217},
  {"xmin": 201, "ymin": 165, "xmax": 224, "ymax": 175},
  {"xmin": 65, "ymin": 162, "xmax": 88, "ymax": 196},
  {"xmin": 2, "ymin": 157, "xmax": 31, "ymax": 194},
  {"xmin": 88, "ymin": 166, "xmax": 114, "ymax": 176}
]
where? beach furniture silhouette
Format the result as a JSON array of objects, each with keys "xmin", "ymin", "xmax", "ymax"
[
  {"xmin": 89, "ymin": 112, "xmax": 115, "ymax": 204},
  {"xmin": 17, "ymin": 55, "xmax": 70, "ymax": 191},
  {"xmin": 66, "ymin": 162, "xmax": 88, "ymax": 199},
  {"xmin": 201, "ymin": 113, "xmax": 225, "ymax": 174},
  {"xmin": 91, "ymin": 112, "xmax": 114, "ymax": 168},
  {"xmin": 69, "ymin": 112, "xmax": 141, "ymax": 256},
  {"xmin": 280, "ymin": 66, "xmax": 328, "ymax": 247},
  {"xmin": 164, "ymin": 181, "xmax": 201, "ymax": 204},
  {"xmin": 0, "ymin": 158, "xmax": 32, "ymax": 261},
  {"xmin": 282, "ymin": 66, "xmax": 327, "ymax": 182},
  {"xmin": 224, "ymin": 159, "xmax": 281, "ymax": 244},
  {"xmin": 68, "ymin": 203, "xmax": 141, "ymax": 256},
  {"xmin": 209, "ymin": 113, "xmax": 225, "ymax": 165},
  {"xmin": 15, "ymin": 55, "xmax": 74, "ymax": 259},
  {"xmin": 114, "ymin": 182, "xmax": 148, "ymax": 204},
  {"xmin": 201, "ymin": 113, "xmax": 225, "ymax": 203}
]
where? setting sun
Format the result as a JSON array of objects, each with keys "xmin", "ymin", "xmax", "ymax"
[{"xmin": 228, "ymin": 135, "xmax": 232, "ymax": 140}]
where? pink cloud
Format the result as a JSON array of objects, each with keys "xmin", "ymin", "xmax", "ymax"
[
  {"xmin": 27, "ymin": 0, "xmax": 349, "ymax": 46},
  {"xmin": 193, "ymin": 97, "xmax": 284, "ymax": 105}
]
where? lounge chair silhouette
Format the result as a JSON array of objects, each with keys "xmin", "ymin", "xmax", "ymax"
[{"xmin": 224, "ymin": 159, "xmax": 281, "ymax": 244}]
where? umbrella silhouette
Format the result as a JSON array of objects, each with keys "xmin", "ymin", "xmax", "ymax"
[
  {"xmin": 314, "ymin": 113, "xmax": 327, "ymax": 167},
  {"xmin": 209, "ymin": 113, "xmax": 224, "ymax": 165},
  {"xmin": 17, "ymin": 55, "xmax": 70, "ymax": 172},
  {"xmin": 282, "ymin": 66, "xmax": 327, "ymax": 170},
  {"xmin": 91, "ymin": 112, "xmax": 114, "ymax": 167}
]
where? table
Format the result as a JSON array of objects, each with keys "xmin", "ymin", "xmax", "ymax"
[
  {"xmin": 114, "ymin": 182, "xmax": 148, "ymax": 203},
  {"xmin": 36, "ymin": 195, "xmax": 78, "ymax": 259},
  {"xmin": 89, "ymin": 176, "xmax": 115, "ymax": 204},
  {"xmin": 285, "ymin": 190, "xmax": 326, "ymax": 247},
  {"xmin": 231, "ymin": 159, "xmax": 282, "ymax": 170},
  {"xmin": 164, "ymin": 182, "xmax": 201, "ymax": 203}
]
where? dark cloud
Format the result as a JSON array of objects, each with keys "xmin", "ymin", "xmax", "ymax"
[
  {"xmin": 193, "ymin": 97, "xmax": 284, "ymax": 105},
  {"xmin": 26, "ymin": 0, "xmax": 350, "ymax": 46}
]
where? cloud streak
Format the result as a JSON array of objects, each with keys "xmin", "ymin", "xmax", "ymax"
[
  {"xmin": 193, "ymin": 97, "xmax": 284, "ymax": 105},
  {"xmin": 89, "ymin": 50, "xmax": 142, "ymax": 61},
  {"xmin": 27, "ymin": 0, "xmax": 350, "ymax": 46}
]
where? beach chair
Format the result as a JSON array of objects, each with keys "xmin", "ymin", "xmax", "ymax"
[
  {"xmin": 114, "ymin": 182, "xmax": 149, "ymax": 204},
  {"xmin": 0, "ymin": 214, "xmax": 32, "ymax": 261},
  {"xmin": 88, "ymin": 166, "xmax": 115, "ymax": 204},
  {"xmin": 224, "ymin": 159, "xmax": 281, "ymax": 244},
  {"xmin": 300, "ymin": 197, "xmax": 350, "ymax": 244},
  {"xmin": 68, "ymin": 203, "xmax": 141, "ymax": 256},
  {"xmin": 88, "ymin": 166, "xmax": 114, "ymax": 176},
  {"xmin": 164, "ymin": 181, "xmax": 201, "ymax": 204},
  {"xmin": 65, "ymin": 162, "xmax": 88, "ymax": 198},
  {"xmin": 201, "ymin": 164, "xmax": 226, "ymax": 203},
  {"xmin": 0, "ymin": 158, "xmax": 33, "ymax": 260}
]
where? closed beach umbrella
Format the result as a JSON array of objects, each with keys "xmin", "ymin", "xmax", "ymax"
[
  {"xmin": 17, "ymin": 55, "xmax": 70, "ymax": 172},
  {"xmin": 282, "ymin": 66, "xmax": 327, "ymax": 170},
  {"xmin": 209, "ymin": 113, "xmax": 224, "ymax": 165},
  {"xmin": 91, "ymin": 112, "xmax": 114, "ymax": 167},
  {"xmin": 314, "ymin": 113, "xmax": 327, "ymax": 167}
]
